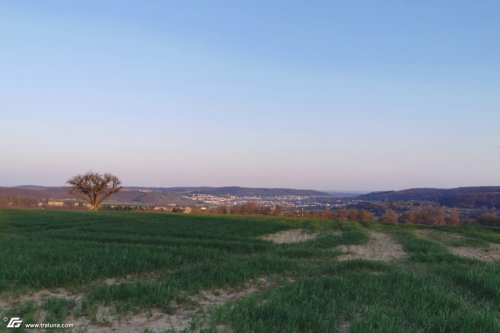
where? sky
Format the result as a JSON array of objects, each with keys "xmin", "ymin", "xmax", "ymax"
[{"xmin": 1, "ymin": 1, "xmax": 499, "ymax": 191}]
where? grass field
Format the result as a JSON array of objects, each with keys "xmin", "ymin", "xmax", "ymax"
[{"xmin": 0, "ymin": 209, "xmax": 498, "ymax": 333}]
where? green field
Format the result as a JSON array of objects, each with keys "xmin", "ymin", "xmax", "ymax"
[{"xmin": 0, "ymin": 209, "xmax": 499, "ymax": 333}]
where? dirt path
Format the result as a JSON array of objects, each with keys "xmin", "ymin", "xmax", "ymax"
[{"xmin": 337, "ymin": 231, "xmax": 406, "ymax": 262}]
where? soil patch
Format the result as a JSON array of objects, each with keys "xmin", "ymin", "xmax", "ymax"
[
  {"xmin": 415, "ymin": 229, "xmax": 464, "ymax": 241},
  {"xmin": 102, "ymin": 270, "xmax": 162, "ymax": 286},
  {"xmin": 0, "ymin": 288, "xmax": 83, "ymax": 311},
  {"xmin": 415, "ymin": 229, "xmax": 500, "ymax": 262},
  {"xmin": 1, "ymin": 276, "xmax": 287, "ymax": 332},
  {"xmin": 260, "ymin": 229, "xmax": 319, "ymax": 244},
  {"xmin": 337, "ymin": 231, "xmax": 406, "ymax": 262},
  {"xmin": 338, "ymin": 322, "xmax": 351, "ymax": 333},
  {"xmin": 449, "ymin": 244, "xmax": 500, "ymax": 262},
  {"xmin": 1, "ymin": 270, "xmax": 166, "ymax": 310},
  {"xmin": 77, "ymin": 277, "xmax": 280, "ymax": 333}
]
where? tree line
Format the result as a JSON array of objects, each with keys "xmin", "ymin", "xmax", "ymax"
[{"xmin": 208, "ymin": 203, "xmax": 499, "ymax": 226}]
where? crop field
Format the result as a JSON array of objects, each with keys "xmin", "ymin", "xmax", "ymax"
[{"xmin": 0, "ymin": 209, "xmax": 499, "ymax": 333}]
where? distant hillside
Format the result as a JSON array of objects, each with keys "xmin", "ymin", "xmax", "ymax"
[
  {"xmin": 1, "ymin": 185, "xmax": 328, "ymax": 206},
  {"xmin": 1, "ymin": 187, "xmax": 193, "ymax": 205},
  {"xmin": 127, "ymin": 186, "xmax": 329, "ymax": 197},
  {"xmin": 196, "ymin": 186, "xmax": 327, "ymax": 197},
  {"xmin": 358, "ymin": 186, "xmax": 500, "ymax": 209},
  {"xmin": 324, "ymin": 191, "xmax": 362, "ymax": 198},
  {"xmin": 0, "ymin": 187, "xmax": 69, "ymax": 200},
  {"xmin": 110, "ymin": 190, "xmax": 194, "ymax": 205}
]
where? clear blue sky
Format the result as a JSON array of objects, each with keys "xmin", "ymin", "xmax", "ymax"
[{"xmin": 1, "ymin": 1, "xmax": 499, "ymax": 191}]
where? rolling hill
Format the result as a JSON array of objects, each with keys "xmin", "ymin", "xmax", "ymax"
[
  {"xmin": 358, "ymin": 186, "xmax": 500, "ymax": 209},
  {"xmin": 127, "ymin": 186, "xmax": 328, "ymax": 197},
  {"xmin": 0, "ymin": 185, "xmax": 329, "ymax": 206}
]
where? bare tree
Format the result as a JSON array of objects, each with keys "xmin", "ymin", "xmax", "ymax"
[
  {"xmin": 336, "ymin": 209, "xmax": 347, "ymax": 220},
  {"xmin": 400, "ymin": 210, "xmax": 416, "ymax": 224},
  {"xmin": 381, "ymin": 209, "xmax": 399, "ymax": 223},
  {"xmin": 448, "ymin": 208, "xmax": 461, "ymax": 225},
  {"xmin": 67, "ymin": 171, "xmax": 122, "ymax": 210},
  {"xmin": 357, "ymin": 209, "xmax": 374, "ymax": 222}
]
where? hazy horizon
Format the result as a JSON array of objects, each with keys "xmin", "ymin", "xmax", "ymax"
[
  {"xmin": 3, "ymin": 182, "xmax": 500, "ymax": 195},
  {"xmin": 1, "ymin": 1, "xmax": 499, "ymax": 191},
  {"xmin": 0, "ymin": 181, "xmax": 368, "ymax": 194}
]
